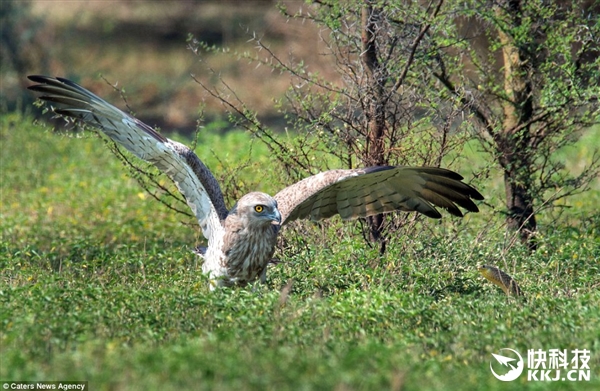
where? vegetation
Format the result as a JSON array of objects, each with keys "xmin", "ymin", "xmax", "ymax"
[
  {"xmin": 430, "ymin": 0, "xmax": 600, "ymax": 248},
  {"xmin": 2, "ymin": 1, "xmax": 599, "ymax": 390},
  {"xmin": 1, "ymin": 112, "xmax": 599, "ymax": 390},
  {"xmin": 188, "ymin": 0, "xmax": 600, "ymax": 252},
  {"xmin": 194, "ymin": 1, "xmax": 475, "ymax": 250}
]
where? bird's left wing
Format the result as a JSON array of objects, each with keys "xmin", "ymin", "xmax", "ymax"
[
  {"xmin": 274, "ymin": 166, "xmax": 483, "ymax": 225},
  {"xmin": 27, "ymin": 75, "xmax": 228, "ymax": 242}
]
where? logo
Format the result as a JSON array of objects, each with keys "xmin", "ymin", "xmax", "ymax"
[
  {"xmin": 489, "ymin": 348, "xmax": 592, "ymax": 382},
  {"xmin": 490, "ymin": 348, "xmax": 525, "ymax": 381}
]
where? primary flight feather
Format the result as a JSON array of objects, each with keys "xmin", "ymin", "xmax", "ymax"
[{"xmin": 28, "ymin": 75, "xmax": 484, "ymax": 289}]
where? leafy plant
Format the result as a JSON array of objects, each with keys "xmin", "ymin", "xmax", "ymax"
[
  {"xmin": 190, "ymin": 0, "xmax": 476, "ymax": 252},
  {"xmin": 428, "ymin": 0, "xmax": 600, "ymax": 248}
]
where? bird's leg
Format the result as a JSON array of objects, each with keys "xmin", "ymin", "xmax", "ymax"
[
  {"xmin": 246, "ymin": 267, "xmax": 269, "ymax": 294},
  {"xmin": 259, "ymin": 266, "xmax": 268, "ymax": 284}
]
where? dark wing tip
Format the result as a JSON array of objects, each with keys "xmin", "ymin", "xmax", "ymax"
[
  {"xmin": 445, "ymin": 208, "xmax": 464, "ymax": 218},
  {"xmin": 424, "ymin": 209, "xmax": 443, "ymax": 219},
  {"xmin": 466, "ymin": 185, "xmax": 485, "ymax": 201},
  {"xmin": 27, "ymin": 85, "xmax": 48, "ymax": 93},
  {"xmin": 421, "ymin": 166, "xmax": 485, "ymax": 202},
  {"xmin": 27, "ymin": 75, "xmax": 67, "ymax": 89},
  {"xmin": 27, "ymin": 74, "xmax": 51, "ymax": 83},
  {"xmin": 472, "ymin": 190, "xmax": 485, "ymax": 201},
  {"xmin": 27, "ymin": 75, "xmax": 73, "ymax": 96}
]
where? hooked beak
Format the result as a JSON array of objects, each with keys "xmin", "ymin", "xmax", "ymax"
[{"xmin": 270, "ymin": 209, "xmax": 282, "ymax": 226}]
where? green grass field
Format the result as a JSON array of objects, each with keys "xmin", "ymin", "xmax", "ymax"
[{"xmin": 1, "ymin": 112, "xmax": 599, "ymax": 390}]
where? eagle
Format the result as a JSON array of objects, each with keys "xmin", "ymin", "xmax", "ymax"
[{"xmin": 28, "ymin": 75, "xmax": 484, "ymax": 289}]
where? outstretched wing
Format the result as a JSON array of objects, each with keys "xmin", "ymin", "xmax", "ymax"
[
  {"xmin": 28, "ymin": 75, "xmax": 228, "ymax": 243},
  {"xmin": 274, "ymin": 166, "xmax": 483, "ymax": 225}
]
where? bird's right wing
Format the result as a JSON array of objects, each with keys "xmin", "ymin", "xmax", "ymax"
[{"xmin": 28, "ymin": 75, "xmax": 228, "ymax": 243}]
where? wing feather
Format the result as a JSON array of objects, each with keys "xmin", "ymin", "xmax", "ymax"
[
  {"xmin": 28, "ymin": 75, "xmax": 228, "ymax": 242},
  {"xmin": 274, "ymin": 166, "xmax": 483, "ymax": 225}
]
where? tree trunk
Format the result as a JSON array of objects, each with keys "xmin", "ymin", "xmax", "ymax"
[
  {"xmin": 362, "ymin": 2, "xmax": 387, "ymax": 252},
  {"xmin": 496, "ymin": 0, "xmax": 537, "ymax": 249},
  {"xmin": 503, "ymin": 166, "xmax": 537, "ymax": 249}
]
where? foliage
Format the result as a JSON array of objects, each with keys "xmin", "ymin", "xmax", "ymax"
[
  {"xmin": 2, "ymin": 113, "xmax": 599, "ymax": 390},
  {"xmin": 427, "ymin": 0, "xmax": 600, "ymax": 246},
  {"xmin": 37, "ymin": 0, "xmax": 599, "ymax": 254},
  {"xmin": 189, "ymin": 0, "xmax": 477, "ymax": 248},
  {"xmin": 191, "ymin": 0, "xmax": 600, "ymax": 250}
]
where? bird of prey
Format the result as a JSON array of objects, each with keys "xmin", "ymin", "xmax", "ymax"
[{"xmin": 28, "ymin": 75, "xmax": 484, "ymax": 289}]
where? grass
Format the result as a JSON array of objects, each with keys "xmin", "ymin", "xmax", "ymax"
[{"xmin": 1, "ymin": 112, "xmax": 599, "ymax": 390}]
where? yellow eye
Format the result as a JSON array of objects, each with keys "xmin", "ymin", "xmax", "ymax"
[{"xmin": 254, "ymin": 205, "xmax": 264, "ymax": 213}]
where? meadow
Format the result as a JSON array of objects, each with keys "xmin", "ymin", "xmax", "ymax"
[{"xmin": 1, "ymin": 110, "xmax": 599, "ymax": 390}]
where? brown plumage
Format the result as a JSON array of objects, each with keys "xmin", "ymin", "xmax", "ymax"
[
  {"xmin": 221, "ymin": 193, "xmax": 281, "ymax": 286},
  {"xmin": 28, "ymin": 75, "xmax": 484, "ymax": 289}
]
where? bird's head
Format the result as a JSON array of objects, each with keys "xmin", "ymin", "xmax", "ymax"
[{"xmin": 228, "ymin": 192, "xmax": 282, "ymax": 228}]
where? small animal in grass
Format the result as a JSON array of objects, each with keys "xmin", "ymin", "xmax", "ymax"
[{"xmin": 478, "ymin": 264, "xmax": 523, "ymax": 297}]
